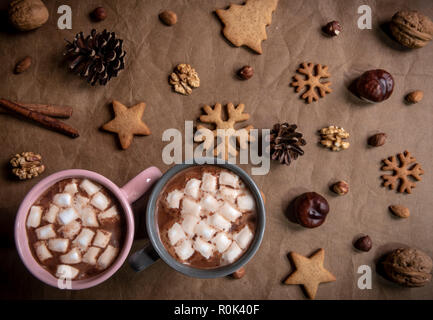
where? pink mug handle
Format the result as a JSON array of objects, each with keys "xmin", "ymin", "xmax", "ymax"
[{"xmin": 120, "ymin": 167, "xmax": 162, "ymax": 204}]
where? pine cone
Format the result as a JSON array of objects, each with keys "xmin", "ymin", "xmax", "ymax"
[
  {"xmin": 64, "ymin": 29, "xmax": 126, "ymax": 86},
  {"xmin": 270, "ymin": 123, "xmax": 306, "ymax": 165}
]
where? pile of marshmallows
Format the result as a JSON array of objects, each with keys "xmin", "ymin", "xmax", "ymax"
[
  {"xmin": 166, "ymin": 171, "xmax": 256, "ymax": 264},
  {"xmin": 26, "ymin": 179, "xmax": 120, "ymax": 280}
]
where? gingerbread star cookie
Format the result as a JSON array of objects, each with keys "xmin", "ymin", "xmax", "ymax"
[
  {"xmin": 215, "ymin": 0, "xmax": 279, "ymax": 54},
  {"xmin": 284, "ymin": 248, "xmax": 336, "ymax": 299},
  {"xmin": 102, "ymin": 100, "xmax": 151, "ymax": 149}
]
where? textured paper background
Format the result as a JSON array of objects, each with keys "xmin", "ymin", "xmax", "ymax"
[{"xmin": 0, "ymin": 0, "xmax": 432, "ymax": 299}]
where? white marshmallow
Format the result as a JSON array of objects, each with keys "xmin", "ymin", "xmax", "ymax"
[
  {"xmin": 218, "ymin": 186, "xmax": 240, "ymax": 203},
  {"xmin": 64, "ymin": 182, "xmax": 78, "ymax": 194},
  {"xmin": 53, "ymin": 193, "xmax": 72, "ymax": 207},
  {"xmin": 168, "ymin": 222, "xmax": 186, "ymax": 246},
  {"xmin": 200, "ymin": 194, "xmax": 220, "ymax": 213},
  {"xmin": 174, "ymin": 239, "xmax": 194, "ymax": 261},
  {"xmin": 35, "ymin": 224, "xmax": 56, "ymax": 240},
  {"xmin": 81, "ymin": 206, "xmax": 99, "ymax": 227},
  {"xmin": 56, "ymin": 264, "xmax": 79, "ymax": 280},
  {"xmin": 43, "ymin": 205, "xmax": 59, "ymax": 224},
  {"xmin": 80, "ymin": 179, "xmax": 101, "ymax": 196},
  {"xmin": 222, "ymin": 242, "xmax": 242, "ymax": 264},
  {"xmin": 182, "ymin": 215, "xmax": 199, "ymax": 237},
  {"xmin": 234, "ymin": 226, "xmax": 254, "ymax": 249},
  {"xmin": 166, "ymin": 190, "xmax": 184, "ymax": 209},
  {"xmin": 27, "ymin": 206, "xmax": 42, "ymax": 228},
  {"xmin": 218, "ymin": 202, "xmax": 242, "ymax": 222},
  {"xmin": 194, "ymin": 237, "xmax": 214, "ymax": 259},
  {"xmin": 73, "ymin": 228, "xmax": 95, "ymax": 251},
  {"xmin": 237, "ymin": 194, "xmax": 255, "ymax": 211},
  {"xmin": 60, "ymin": 247, "xmax": 82, "ymax": 264},
  {"xmin": 219, "ymin": 171, "xmax": 239, "ymax": 188},
  {"xmin": 58, "ymin": 208, "xmax": 79, "ymax": 225},
  {"xmin": 207, "ymin": 213, "xmax": 231, "ymax": 232},
  {"xmin": 184, "ymin": 178, "xmax": 201, "ymax": 199},
  {"xmin": 83, "ymin": 246, "xmax": 101, "ymax": 265},
  {"xmin": 91, "ymin": 192, "xmax": 109, "ymax": 211},
  {"xmin": 34, "ymin": 241, "xmax": 52, "ymax": 261},
  {"xmin": 97, "ymin": 245, "xmax": 118, "ymax": 270},
  {"xmin": 93, "ymin": 229, "xmax": 112, "ymax": 248},
  {"xmin": 181, "ymin": 198, "xmax": 202, "ymax": 218},
  {"xmin": 195, "ymin": 221, "xmax": 216, "ymax": 241},
  {"xmin": 98, "ymin": 206, "xmax": 120, "ymax": 223},
  {"xmin": 73, "ymin": 194, "xmax": 90, "ymax": 211},
  {"xmin": 58, "ymin": 220, "xmax": 81, "ymax": 239},
  {"xmin": 201, "ymin": 173, "xmax": 217, "ymax": 193},
  {"xmin": 212, "ymin": 232, "xmax": 232, "ymax": 253},
  {"xmin": 48, "ymin": 238, "xmax": 69, "ymax": 253}
]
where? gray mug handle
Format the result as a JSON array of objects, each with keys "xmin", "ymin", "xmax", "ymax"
[{"xmin": 129, "ymin": 242, "xmax": 160, "ymax": 272}]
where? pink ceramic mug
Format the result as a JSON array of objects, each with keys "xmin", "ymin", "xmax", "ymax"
[{"xmin": 14, "ymin": 167, "xmax": 162, "ymax": 290}]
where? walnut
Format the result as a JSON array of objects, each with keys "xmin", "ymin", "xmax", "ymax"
[
  {"xmin": 319, "ymin": 126, "xmax": 350, "ymax": 151},
  {"xmin": 10, "ymin": 152, "xmax": 45, "ymax": 180},
  {"xmin": 169, "ymin": 63, "xmax": 200, "ymax": 95}
]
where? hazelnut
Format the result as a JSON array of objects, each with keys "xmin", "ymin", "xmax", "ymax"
[
  {"xmin": 14, "ymin": 56, "xmax": 32, "ymax": 74},
  {"xmin": 389, "ymin": 205, "xmax": 410, "ymax": 218},
  {"xmin": 159, "ymin": 10, "xmax": 177, "ymax": 26},
  {"xmin": 368, "ymin": 133, "xmax": 387, "ymax": 147},
  {"xmin": 356, "ymin": 69, "xmax": 394, "ymax": 103},
  {"xmin": 354, "ymin": 235, "xmax": 372, "ymax": 252},
  {"xmin": 91, "ymin": 7, "xmax": 107, "ymax": 22},
  {"xmin": 293, "ymin": 192, "xmax": 329, "ymax": 228},
  {"xmin": 322, "ymin": 21, "xmax": 342, "ymax": 36},
  {"xmin": 406, "ymin": 90, "xmax": 423, "ymax": 103},
  {"xmin": 231, "ymin": 267, "xmax": 246, "ymax": 279},
  {"xmin": 331, "ymin": 181, "xmax": 349, "ymax": 195},
  {"xmin": 238, "ymin": 65, "xmax": 254, "ymax": 80}
]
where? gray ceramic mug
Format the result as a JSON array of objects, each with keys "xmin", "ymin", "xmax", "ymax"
[{"xmin": 129, "ymin": 158, "xmax": 266, "ymax": 278}]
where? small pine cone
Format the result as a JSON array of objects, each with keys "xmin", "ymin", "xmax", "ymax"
[{"xmin": 270, "ymin": 123, "xmax": 306, "ymax": 166}]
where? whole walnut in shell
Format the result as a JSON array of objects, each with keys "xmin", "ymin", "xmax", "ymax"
[
  {"xmin": 8, "ymin": 0, "xmax": 49, "ymax": 32},
  {"xmin": 390, "ymin": 10, "xmax": 433, "ymax": 49},
  {"xmin": 383, "ymin": 248, "xmax": 432, "ymax": 287}
]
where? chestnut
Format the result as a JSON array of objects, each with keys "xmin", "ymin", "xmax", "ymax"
[
  {"xmin": 293, "ymin": 192, "xmax": 329, "ymax": 228},
  {"xmin": 355, "ymin": 69, "xmax": 394, "ymax": 103}
]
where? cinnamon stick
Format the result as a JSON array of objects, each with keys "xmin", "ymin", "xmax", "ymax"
[
  {"xmin": 0, "ymin": 99, "xmax": 79, "ymax": 138},
  {"xmin": 0, "ymin": 101, "xmax": 72, "ymax": 118}
]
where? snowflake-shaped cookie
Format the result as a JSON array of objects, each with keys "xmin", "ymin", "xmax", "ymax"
[
  {"xmin": 290, "ymin": 62, "xmax": 332, "ymax": 103},
  {"xmin": 381, "ymin": 150, "xmax": 424, "ymax": 194}
]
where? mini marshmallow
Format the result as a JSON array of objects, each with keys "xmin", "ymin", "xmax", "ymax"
[
  {"xmin": 207, "ymin": 213, "xmax": 231, "ymax": 232},
  {"xmin": 201, "ymin": 173, "xmax": 217, "ymax": 193},
  {"xmin": 168, "ymin": 223, "xmax": 187, "ymax": 246},
  {"xmin": 34, "ymin": 241, "xmax": 53, "ymax": 262},
  {"xmin": 73, "ymin": 228, "xmax": 95, "ymax": 251},
  {"xmin": 200, "ymin": 193, "xmax": 220, "ymax": 213},
  {"xmin": 222, "ymin": 242, "xmax": 242, "ymax": 264},
  {"xmin": 48, "ymin": 238, "xmax": 69, "ymax": 253},
  {"xmin": 60, "ymin": 247, "xmax": 82, "ymax": 264},
  {"xmin": 166, "ymin": 190, "xmax": 184, "ymax": 209},
  {"xmin": 27, "ymin": 206, "xmax": 42, "ymax": 228},
  {"xmin": 98, "ymin": 206, "xmax": 120, "ymax": 223},
  {"xmin": 35, "ymin": 224, "xmax": 56, "ymax": 240},
  {"xmin": 184, "ymin": 178, "xmax": 201, "ymax": 199},
  {"xmin": 93, "ymin": 229, "xmax": 112, "ymax": 248},
  {"xmin": 182, "ymin": 215, "xmax": 200, "ymax": 237},
  {"xmin": 97, "ymin": 245, "xmax": 118, "ymax": 270},
  {"xmin": 58, "ymin": 220, "xmax": 81, "ymax": 239},
  {"xmin": 219, "ymin": 171, "xmax": 239, "ymax": 188},
  {"xmin": 81, "ymin": 206, "xmax": 99, "ymax": 227},
  {"xmin": 91, "ymin": 192, "xmax": 109, "ymax": 211},
  {"xmin": 43, "ymin": 205, "xmax": 59, "ymax": 224},
  {"xmin": 181, "ymin": 198, "xmax": 202, "ymax": 218},
  {"xmin": 64, "ymin": 182, "xmax": 78, "ymax": 194},
  {"xmin": 174, "ymin": 239, "xmax": 194, "ymax": 261},
  {"xmin": 218, "ymin": 202, "xmax": 242, "ymax": 222},
  {"xmin": 218, "ymin": 186, "xmax": 240, "ymax": 203},
  {"xmin": 195, "ymin": 221, "xmax": 216, "ymax": 241},
  {"xmin": 237, "ymin": 194, "xmax": 255, "ymax": 211},
  {"xmin": 194, "ymin": 237, "xmax": 214, "ymax": 259},
  {"xmin": 234, "ymin": 226, "xmax": 254, "ymax": 250},
  {"xmin": 82, "ymin": 246, "xmax": 101, "ymax": 265},
  {"xmin": 53, "ymin": 193, "xmax": 72, "ymax": 207},
  {"xmin": 212, "ymin": 232, "xmax": 232, "ymax": 253},
  {"xmin": 58, "ymin": 207, "xmax": 79, "ymax": 225},
  {"xmin": 80, "ymin": 179, "xmax": 101, "ymax": 196},
  {"xmin": 56, "ymin": 264, "xmax": 79, "ymax": 280},
  {"xmin": 73, "ymin": 194, "xmax": 90, "ymax": 211}
]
